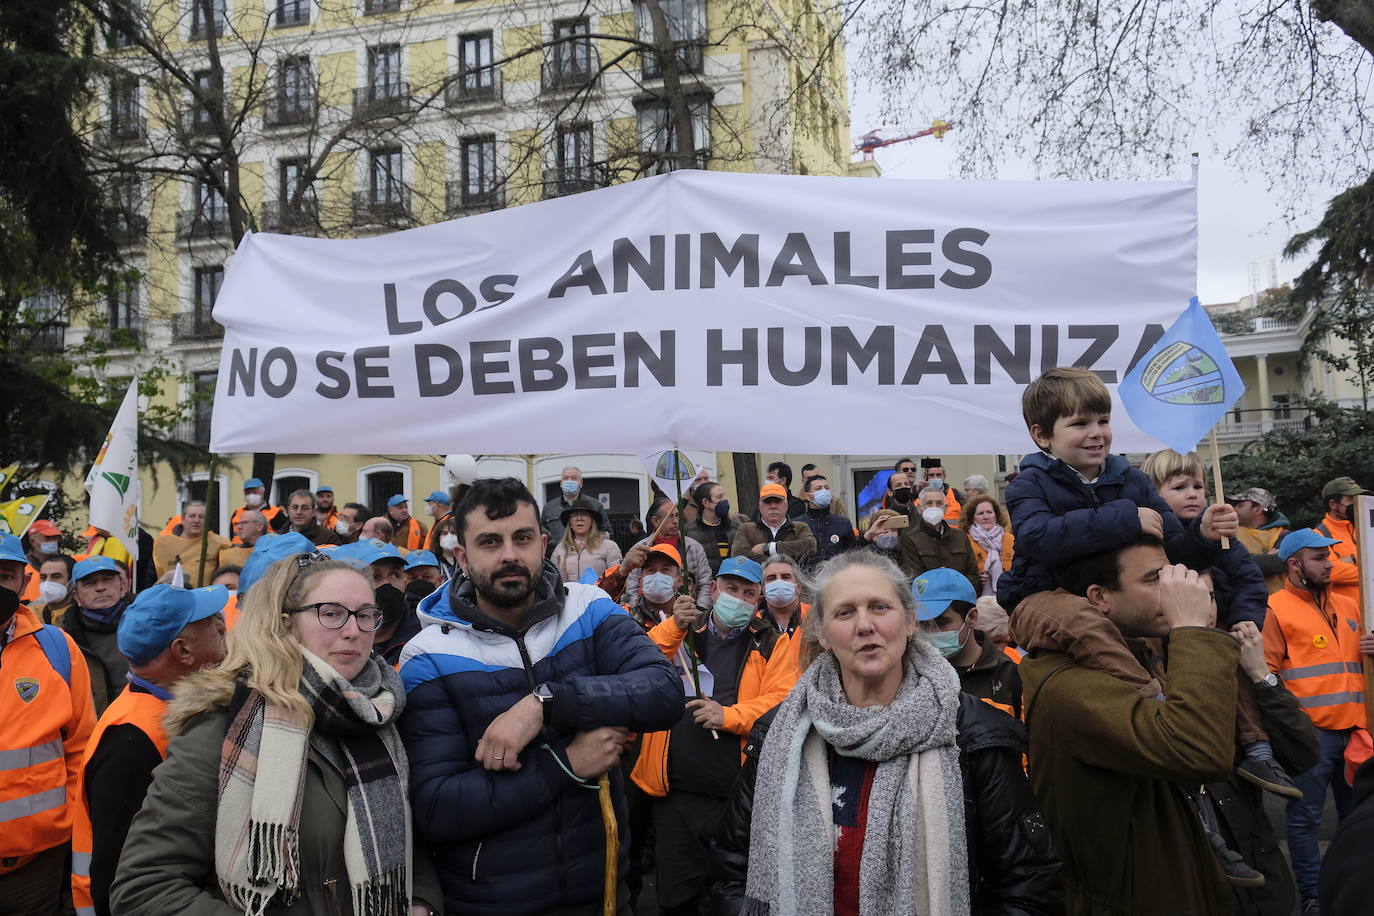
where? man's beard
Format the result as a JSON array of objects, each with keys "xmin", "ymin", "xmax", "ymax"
[{"xmin": 473, "ymin": 561, "xmax": 539, "ymax": 608}]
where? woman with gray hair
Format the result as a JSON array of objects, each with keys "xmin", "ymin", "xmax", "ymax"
[{"xmin": 711, "ymin": 550, "xmax": 1062, "ymax": 916}]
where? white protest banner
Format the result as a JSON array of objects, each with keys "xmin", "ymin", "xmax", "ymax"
[{"xmin": 211, "ymin": 170, "xmax": 1195, "ymax": 455}]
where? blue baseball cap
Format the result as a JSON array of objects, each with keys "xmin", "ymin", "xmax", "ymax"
[
  {"xmin": 912, "ymin": 568, "xmax": 978, "ymax": 621},
  {"xmin": 0, "ymin": 533, "xmax": 26, "ymax": 565},
  {"xmin": 387, "ymin": 494, "xmax": 408, "ymax": 507},
  {"xmin": 316, "ymin": 485, "xmax": 334, "ymax": 494},
  {"xmin": 73, "ymin": 555, "xmax": 123, "ymax": 582},
  {"xmin": 1277, "ymin": 528, "xmax": 1342, "ymax": 562},
  {"xmin": 118, "ymin": 583, "xmax": 228, "ymax": 666},
  {"xmin": 238, "ymin": 532, "xmax": 317, "ymax": 596},
  {"xmin": 243, "ymin": 477, "xmax": 265, "ymax": 490},
  {"xmin": 332, "ymin": 538, "xmax": 404, "ymax": 570},
  {"xmin": 424, "ymin": 490, "xmax": 451, "ymax": 506},
  {"xmin": 404, "ymin": 549, "xmax": 440, "ymax": 571},
  {"xmin": 717, "ymin": 556, "xmax": 763, "ymax": 584}
]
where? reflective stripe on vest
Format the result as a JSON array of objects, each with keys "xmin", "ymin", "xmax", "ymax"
[
  {"xmin": 1298, "ymin": 691, "xmax": 1367, "ymax": 709},
  {"xmin": 70, "ymin": 688, "xmax": 170, "ymax": 914},
  {"xmin": 0, "ymin": 739, "xmax": 63, "ymax": 772},
  {"xmin": 0, "ymin": 786, "xmax": 65, "ymax": 824},
  {"xmin": 1280, "ymin": 661, "xmax": 1364, "ymax": 681}
]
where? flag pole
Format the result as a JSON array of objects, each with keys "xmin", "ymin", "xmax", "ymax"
[
  {"xmin": 1353, "ymin": 495, "xmax": 1374, "ymax": 734},
  {"xmin": 195, "ymin": 452, "xmax": 217, "ymax": 587},
  {"xmin": 1206, "ymin": 428, "xmax": 1230, "ymax": 550},
  {"xmin": 671, "ymin": 447, "xmax": 717, "ymax": 740}
]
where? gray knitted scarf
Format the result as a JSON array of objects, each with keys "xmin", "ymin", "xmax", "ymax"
[{"xmin": 742, "ymin": 640, "xmax": 969, "ymax": 916}]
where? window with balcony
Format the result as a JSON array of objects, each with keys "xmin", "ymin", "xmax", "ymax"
[
  {"xmin": 637, "ymin": 97, "xmax": 710, "ymax": 173},
  {"xmin": 191, "ymin": 372, "xmax": 217, "ymax": 446},
  {"xmin": 276, "ymin": 0, "xmax": 309, "ymax": 27},
  {"xmin": 109, "ymin": 76, "xmax": 140, "ymax": 140},
  {"xmin": 451, "ymin": 32, "xmax": 495, "ymax": 103},
  {"xmin": 551, "ymin": 124, "xmax": 595, "ymax": 195},
  {"xmin": 267, "ymin": 55, "xmax": 312, "ymax": 126},
  {"xmin": 196, "ymin": 179, "xmax": 227, "ymax": 222},
  {"xmin": 176, "ymin": 266, "xmax": 225, "ymax": 340},
  {"xmin": 358, "ymin": 45, "xmax": 408, "ymax": 116},
  {"xmin": 636, "ymin": 0, "xmax": 706, "ymax": 78},
  {"xmin": 189, "ymin": 0, "xmax": 225, "ymax": 39},
  {"xmin": 105, "ymin": 281, "xmax": 141, "ymax": 346},
  {"xmin": 270, "ymin": 157, "xmax": 318, "ymax": 231},
  {"xmin": 546, "ymin": 18, "xmax": 595, "ymax": 90},
  {"xmin": 364, "ymin": 0, "xmax": 401, "ymax": 14},
  {"xmin": 190, "ymin": 69, "xmax": 220, "ymax": 133},
  {"xmin": 19, "ymin": 291, "xmax": 66, "ymax": 353},
  {"xmin": 369, "ymin": 147, "xmax": 404, "ymax": 205},
  {"xmin": 108, "ymin": 0, "xmax": 140, "ymax": 48},
  {"xmin": 110, "ymin": 177, "xmax": 145, "ymax": 245},
  {"xmin": 459, "ymin": 135, "xmax": 498, "ymax": 207}
]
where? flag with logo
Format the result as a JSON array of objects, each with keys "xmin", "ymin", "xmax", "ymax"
[
  {"xmin": 0, "ymin": 465, "xmax": 17, "ymax": 493},
  {"xmin": 1119, "ymin": 297, "xmax": 1245, "ymax": 454},
  {"xmin": 84, "ymin": 380, "xmax": 141, "ymax": 561},
  {"xmin": 0, "ymin": 494, "xmax": 51, "ymax": 536},
  {"xmin": 637, "ymin": 449, "xmax": 709, "ymax": 501}
]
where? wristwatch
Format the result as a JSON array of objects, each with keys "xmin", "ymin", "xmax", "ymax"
[
  {"xmin": 533, "ymin": 683, "xmax": 554, "ymax": 725},
  {"xmin": 1254, "ymin": 673, "xmax": 1279, "ymax": 688}
]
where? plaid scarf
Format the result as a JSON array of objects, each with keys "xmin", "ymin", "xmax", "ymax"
[{"xmin": 216, "ymin": 650, "xmax": 410, "ymax": 916}]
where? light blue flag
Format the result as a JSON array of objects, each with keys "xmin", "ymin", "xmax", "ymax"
[{"xmin": 1118, "ymin": 297, "xmax": 1245, "ymax": 454}]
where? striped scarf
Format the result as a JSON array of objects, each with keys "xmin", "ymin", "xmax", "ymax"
[
  {"xmin": 742, "ymin": 643, "xmax": 969, "ymax": 916},
  {"xmin": 216, "ymin": 650, "xmax": 410, "ymax": 916}
]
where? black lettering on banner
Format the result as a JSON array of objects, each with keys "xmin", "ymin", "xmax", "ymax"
[
  {"xmin": 471, "ymin": 340, "xmax": 515, "ymax": 394},
  {"xmin": 707, "ymin": 328, "xmax": 759, "ymax": 386},
  {"xmin": 673, "ymin": 234, "xmax": 692, "ymax": 290},
  {"xmin": 260, "ymin": 347, "xmax": 297, "ymax": 398},
  {"xmin": 1039, "ymin": 325, "xmax": 1060, "ymax": 374},
  {"xmin": 973, "ymin": 325, "xmax": 1032, "ymax": 384},
  {"xmin": 940, "ymin": 229, "xmax": 992, "ymax": 289},
  {"xmin": 901, "ymin": 326, "xmax": 968, "ymax": 385},
  {"xmin": 700, "ymin": 233, "xmax": 760, "ymax": 288},
  {"xmin": 624, "ymin": 331, "xmax": 675, "ymax": 387},
  {"xmin": 885, "ymin": 230, "xmax": 935, "ymax": 289},
  {"xmin": 548, "ymin": 251, "xmax": 608, "ymax": 298},
  {"xmin": 416, "ymin": 344, "xmax": 463, "ymax": 396},
  {"xmin": 573, "ymin": 334, "xmax": 617, "ymax": 389},
  {"xmin": 518, "ymin": 338, "xmax": 569, "ymax": 392},
  {"xmin": 227, "ymin": 348, "xmax": 256, "ymax": 396},
  {"xmin": 834, "ymin": 232, "xmax": 880, "ymax": 288},
  {"xmin": 383, "ymin": 283, "xmax": 422, "ymax": 334},
  {"xmin": 316, "ymin": 351, "xmax": 350, "ymax": 398},
  {"xmin": 1126, "ymin": 324, "xmax": 1167, "ymax": 373},
  {"xmin": 1068, "ymin": 325, "xmax": 1120, "ymax": 382},
  {"xmin": 831, "ymin": 326, "xmax": 894, "ymax": 384},
  {"xmin": 423, "ymin": 279, "xmax": 478, "ymax": 325},
  {"xmin": 766, "ymin": 326, "xmax": 822, "ymax": 385},
  {"xmin": 766, "ymin": 233, "xmax": 828, "ymax": 287},
  {"xmin": 613, "ymin": 236, "xmax": 666, "ymax": 293},
  {"xmin": 354, "ymin": 346, "xmax": 394, "ymax": 398},
  {"xmin": 479, "ymin": 275, "xmax": 518, "ymax": 310}
]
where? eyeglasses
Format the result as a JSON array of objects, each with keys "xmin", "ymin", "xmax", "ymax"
[{"xmin": 286, "ymin": 602, "xmax": 384, "ymax": 631}]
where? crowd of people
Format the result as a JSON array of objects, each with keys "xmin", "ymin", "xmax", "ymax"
[{"xmin": 4, "ymin": 365, "xmax": 1374, "ymax": 915}]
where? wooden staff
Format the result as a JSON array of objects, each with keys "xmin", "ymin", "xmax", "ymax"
[
  {"xmin": 598, "ymin": 773, "xmax": 619, "ymax": 916},
  {"xmin": 1353, "ymin": 495, "xmax": 1374, "ymax": 735},
  {"xmin": 1206, "ymin": 429, "xmax": 1230, "ymax": 550}
]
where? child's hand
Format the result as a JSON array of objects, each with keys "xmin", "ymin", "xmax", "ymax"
[
  {"xmin": 1230, "ymin": 621, "xmax": 1269, "ymax": 682},
  {"xmin": 1137, "ymin": 507, "xmax": 1164, "ymax": 539},
  {"xmin": 1201, "ymin": 504, "xmax": 1239, "ymax": 542}
]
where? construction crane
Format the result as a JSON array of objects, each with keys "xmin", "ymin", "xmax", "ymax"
[{"xmin": 855, "ymin": 119, "xmax": 954, "ymax": 160}]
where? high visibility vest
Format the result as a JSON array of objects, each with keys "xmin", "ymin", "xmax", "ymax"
[
  {"xmin": 397, "ymin": 517, "xmax": 426, "ymax": 551},
  {"xmin": 943, "ymin": 489, "xmax": 963, "ymax": 523},
  {"xmin": 1265, "ymin": 581, "xmax": 1366, "ymax": 731},
  {"xmin": 230, "ymin": 503, "xmax": 284, "ymax": 536},
  {"xmin": 1316, "ymin": 517, "xmax": 1361, "ymax": 607},
  {"xmin": 318, "ymin": 506, "xmax": 339, "ymax": 532},
  {"xmin": 70, "ymin": 687, "xmax": 169, "ymax": 915},
  {"xmin": 0, "ymin": 609, "xmax": 96, "ymax": 867}
]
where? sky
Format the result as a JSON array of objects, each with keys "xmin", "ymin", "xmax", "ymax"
[{"xmin": 845, "ymin": 98, "xmax": 1347, "ymax": 306}]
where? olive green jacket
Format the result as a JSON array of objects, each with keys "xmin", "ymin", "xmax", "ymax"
[{"xmin": 111, "ymin": 705, "xmax": 443, "ymax": 916}]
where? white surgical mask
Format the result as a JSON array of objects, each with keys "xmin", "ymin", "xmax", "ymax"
[
  {"xmin": 38, "ymin": 540, "xmax": 60, "ymax": 555},
  {"xmin": 335, "ymin": 519, "xmax": 352, "ymax": 536},
  {"xmin": 921, "ymin": 507, "xmax": 945, "ymax": 527},
  {"xmin": 875, "ymin": 532, "xmax": 900, "ymax": 550},
  {"xmin": 712, "ymin": 591, "xmax": 756, "ymax": 628},
  {"xmin": 560, "ymin": 479, "xmax": 579, "ymax": 496},
  {"xmin": 812, "ymin": 489, "xmax": 833, "ymax": 509},
  {"xmin": 642, "ymin": 572, "xmax": 677, "ymax": 604},
  {"xmin": 38, "ymin": 581, "xmax": 68, "ymax": 605},
  {"xmin": 439, "ymin": 533, "xmax": 459, "ymax": 552},
  {"xmin": 764, "ymin": 579, "xmax": 797, "ymax": 607},
  {"xmin": 245, "ymin": 492, "xmax": 264, "ymax": 507}
]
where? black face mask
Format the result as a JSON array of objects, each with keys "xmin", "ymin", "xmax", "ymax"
[
  {"xmin": 375, "ymin": 583, "xmax": 407, "ymax": 630},
  {"xmin": 0, "ymin": 584, "xmax": 18, "ymax": 630},
  {"xmin": 405, "ymin": 578, "xmax": 436, "ymax": 614},
  {"xmin": 892, "ymin": 487, "xmax": 913, "ymax": 505}
]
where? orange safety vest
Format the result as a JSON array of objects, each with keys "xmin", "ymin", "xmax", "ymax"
[
  {"xmin": 160, "ymin": 515, "xmax": 183, "ymax": 537},
  {"xmin": 230, "ymin": 503, "xmax": 284, "ymax": 534},
  {"xmin": 20, "ymin": 562, "xmax": 40, "ymax": 603},
  {"xmin": 1263, "ymin": 580, "xmax": 1366, "ymax": 731},
  {"xmin": 397, "ymin": 517, "xmax": 426, "ymax": 551},
  {"xmin": 0, "ymin": 608, "xmax": 96, "ymax": 868},
  {"xmin": 943, "ymin": 489, "xmax": 963, "ymax": 523},
  {"xmin": 223, "ymin": 593, "xmax": 240, "ymax": 630},
  {"xmin": 1316, "ymin": 516, "xmax": 1361, "ymax": 607},
  {"xmin": 70, "ymin": 686, "xmax": 170, "ymax": 914}
]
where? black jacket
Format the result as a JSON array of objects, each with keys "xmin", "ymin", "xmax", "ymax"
[
  {"xmin": 709, "ymin": 692, "xmax": 1064, "ymax": 915},
  {"xmin": 1212, "ymin": 678, "xmax": 1318, "ymax": 916},
  {"xmin": 1319, "ymin": 749, "xmax": 1374, "ymax": 915}
]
